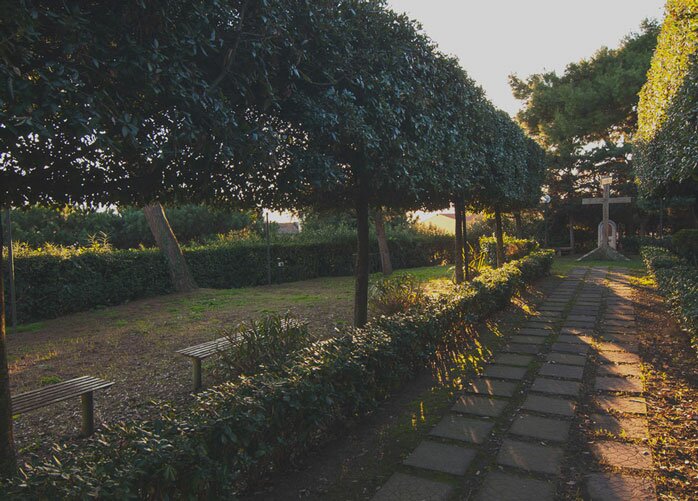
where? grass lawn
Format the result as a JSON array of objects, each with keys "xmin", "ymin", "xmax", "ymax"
[{"xmin": 7, "ymin": 264, "xmax": 453, "ymax": 457}]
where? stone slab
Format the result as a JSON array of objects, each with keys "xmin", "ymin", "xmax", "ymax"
[
  {"xmin": 590, "ymin": 413, "xmax": 648, "ymax": 439},
  {"xmin": 483, "ymin": 365, "xmax": 528, "ymax": 380},
  {"xmin": 584, "ymin": 473, "xmax": 656, "ymax": 501},
  {"xmin": 494, "ymin": 353, "xmax": 535, "ymax": 367},
  {"xmin": 525, "ymin": 322, "xmax": 555, "ymax": 330},
  {"xmin": 501, "ymin": 343, "xmax": 541, "ymax": 355},
  {"xmin": 595, "ymin": 376, "xmax": 643, "ymax": 393},
  {"xmin": 475, "ymin": 471, "xmax": 554, "ymax": 501},
  {"xmin": 597, "ymin": 364, "xmax": 642, "ymax": 378},
  {"xmin": 452, "ymin": 394, "xmax": 508, "ymax": 417},
  {"xmin": 546, "ymin": 352, "xmax": 587, "ymax": 366},
  {"xmin": 557, "ymin": 335, "xmax": 593, "ymax": 345},
  {"xmin": 509, "ymin": 414, "xmax": 570, "ymax": 442},
  {"xmin": 564, "ymin": 321, "xmax": 596, "ymax": 329},
  {"xmin": 429, "ymin": 415, "xmax": 494, "ymax": 444},
  {"xmin": 597, "ymin": 352, "xmax": 641, "ymax": 365},
  {"xmin": 594, "ymin": 395, "xmax": 647, "ymax": 415},
  {"xmin": 521, "ymin": 394, "xmax": 576, "ymax": 417},
  {"xmin": 591, "ymin": 441, "xmax": 653, "ymax": 470},
  {"xmin": 468, "ymin": 378, "xmax": 518, "ymax": 397},
  {"xmin": 496, "ymin": 439, "xmax": 563, "ymax": 475},
  {"xmin": 509, "ymin": 335, "xmax": 546, "ymax": 345},
  {"xmin": 372, "ymin": 472, "xmax": 454, "ymax": 501},
  {"xmin": 531, "ymin": 378, "xmax": 581, "ymax": 396},
  {"xmin": 552, "ymin": 342, "xmax": 590, "ymax": 355},
  {"xmin": 567, "ymin": 314, "xmax": 596, "ymax": 322},
  {"xmin": 518, "ymin": 328, "xmax": 551, "ymax": 337},
  {"xmin": 539, "ymin": 363, "xmax": 584, "ymax": 380},
  {"xmin": 597, "ymin": 341, "xmax": 639, "ymax": 353},
  {"xmin": 403, "ymin": 441, "xmax": 476, "ymax": 476}
]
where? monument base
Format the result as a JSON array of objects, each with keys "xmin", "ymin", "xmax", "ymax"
[{"xmin": 576, "ymin": 245, "xmax": 629, "ymax": 262}]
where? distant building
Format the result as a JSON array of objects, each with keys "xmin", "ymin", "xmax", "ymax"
[
  {"xmin": 421, "ymin": 213, "xmax": 480, "ymax": 235},
  {"xmin": 276, "ymin": 222, "xmax": 301, "ymax": 234}
]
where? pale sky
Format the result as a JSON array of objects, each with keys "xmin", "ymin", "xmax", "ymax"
[{"xmin": 387, "ymin": 0, "xmax": 665, "ymax": 116}]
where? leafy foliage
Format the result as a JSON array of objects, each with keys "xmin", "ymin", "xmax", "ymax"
[
  {"xmin": 672, "ymin": 229, "xmax": 698, "ymax": 264},
  {"xmin": 0, "ymin": 250, "xmax": 553, "ymax": 499},
  {"xmin": 7, "ymin": 205, "xmax": 257, "ymax": 249},
  {"xmin": 217, "ymin": 314, "xmax": 311, "ymax": 377},
  {"xmin": 479, "ymin": 235, "xmax": 538, "ymax": 266},
  {"xmin": 4, "ymin": 232, "xmax": 453, "ymax": 323},
  {"xmin": 369, "ymin": 274, "xmax": 425, "ymax": 316},
  {"xmin": 642, "ymin": 246, "xmax": 698, "ymax": 354},
  {"xmin": 635, "ymin": 0, "xmax": 698, "ymax": 197}
]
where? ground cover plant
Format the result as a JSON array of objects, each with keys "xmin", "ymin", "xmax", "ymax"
[
  {"xmin": 642, "ymin": 245, "xmax": 698, "ymax": 355},
  {"xmin": 0, "ymin": 249, "xmax": 553, "ymax": 498}
]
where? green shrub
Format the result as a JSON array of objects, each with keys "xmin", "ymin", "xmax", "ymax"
[
  {"xmin": 9, "ymin": 205, "xmax": 257, "ymax": 249},
  {"xmin": 1, "ymin": 250, "xmax": 554, "ymax": 499},
  {"xmin": 479, "ymin": 235, "xmax": 538, "ymax": 266},
  {"xmin": 642, "ymin": 246, "xmax": 698, "ymax": 355},
  {"xmin": 217, "ymin": 314, "xmax": 311, "ymax": 377},
  {"xmin": 672, "ymin": 229, "xmax": 698, "ymax": 264},
  {"xmin": 4, "ymin": 233, "xmax": 453, "ymax": 324},
  {"xmin": 369, "ymin": 274, "xmax": 425, "ymax": 316},
  {"xmin": 618, "ymin": 235, "xmax": 672, "ymax": 254}
]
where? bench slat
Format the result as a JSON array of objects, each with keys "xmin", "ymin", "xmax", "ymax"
[
  {"xmin": 176, "ymin": 337, "xmax": 236, "ymax": 359},
  {"xmin": 14, "ymin": 381, "xmax": 113, "ymax": 410},
  {"xmin": 13, "ymin": 377, "xmax": 111, "ymax": 402},
  {"xmin": 13, "ymin": 377, "xmax": 114, "ymax": 415}
]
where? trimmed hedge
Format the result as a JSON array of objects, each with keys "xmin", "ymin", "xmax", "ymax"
[
  {"xmin": 642, "ymin": 246, "xmax": 698, "ymax": 355},
  {"xmin": 618, "ymin": 235, "xmax": 672, "ymax": 254},
  {"xmin": 672, "ymin": 229, "xmax": 698, "ymax": 265},
  {"xmin": 635, "ymin": 0, "xmax": 698, "ymax": 194},
  {"xmin": 5, "ymin": 234, "xmax": 453, "ymax": 324},
  {"xmin": 479, "ymin": 235, "xmax": 538, "ymax": 266},
  {"xmin": 1, "ymin": 250, "xmax": 554, "ymax": 499}
]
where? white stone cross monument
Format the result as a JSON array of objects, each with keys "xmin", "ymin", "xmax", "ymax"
[{"xmin": 578, "ymin": 176, "xmax": 631, "ymax": 261}]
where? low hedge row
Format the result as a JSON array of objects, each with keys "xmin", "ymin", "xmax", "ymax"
[
  {"xmin": 1, "ymin": 249, "xmax": 554, "ymax": 498},
  {"xmin": 479, "ymin": 235, "xmax": 538, "ymax": 266},
  {"xmin": 5, "ymin": 234, "xmax": 453, "ymax": 323},
  {"xmin": 642, "ymin": 246, "xmax": 698, "ymax": 355}
]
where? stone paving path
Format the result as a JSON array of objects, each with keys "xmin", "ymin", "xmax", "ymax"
[{"xmin": 371, "ymin": 267, "xmax": 657, "ymax": 500}]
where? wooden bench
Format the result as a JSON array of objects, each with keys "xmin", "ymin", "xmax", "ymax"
[
  {"xmin": 176, "ymin": 337, "xmax": 235, "ymax": 391},
  {"xmin": 13, "ymin": 376, "xmax": 113, "ymax": 436}
]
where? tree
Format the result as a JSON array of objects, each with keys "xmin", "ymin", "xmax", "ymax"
[
  {"xmin": 635, "ymin": 0, "xmax": 698, "ymax": 220},
  {"xmin": 0, "ymin": 0, "xmax": 300, "ymax": 475},
  {"xmin": 510, "ymin": 21, "xmax": 660, "ymax": 243}
]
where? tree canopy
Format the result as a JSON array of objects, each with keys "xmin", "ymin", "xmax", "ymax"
[{"xmin": 635, "ymin": 0, "xmax": 698, "ymax": 198}]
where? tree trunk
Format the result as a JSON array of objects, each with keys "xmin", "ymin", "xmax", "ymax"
[
  {"xmin": 568, "ymin": 214, "xmax": 575, "ymax": 252},
  {"xmin": 514, "ymin": 211, "xmax": 524, "ymax": 238},
  {"xmin": 143, "ymin": 203, "xmax": 197, "ymax": 292},
  {"xmin": 0, "ymin": 214, "xmax": 17, "ymax": 478},
  {"xmin": 354, "ymin": 189, "xmax": 370, "ymax": 328},
  {"xmin": 4, "ymin": 210, "xmax": 16, "ymax": 330},
  {"xmin": 462, "ymin": 203, "xmax": 469, "ymax": 280},
  {"xmin": 494, "ymin": 208, "xmax": 505, "ymax": 268},
  {"xmin": 454, "ymin": 201, "xmax": 464, "ymax": 284},
  {"xmin": 374, "ymin": 209, "xmax": 392, "ymax": 276}
]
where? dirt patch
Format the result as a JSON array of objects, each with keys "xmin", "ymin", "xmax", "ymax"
[
  {"xmin": 634, "ymin": 279, "xmax": 698, "ymax": 500},
  {"xmin": 8, "ymin": 278, "xmax": 355, "ymax": 460}
]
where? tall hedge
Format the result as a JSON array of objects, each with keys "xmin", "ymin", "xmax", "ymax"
[
  {"xmin": 0, "ymin": 249, "xmax": 554, "ymax": 499},
  {"xmin": 635, "ymin": 0, "xmax": 698, "ymax": 195},
  {"xmin": 642, "ymin": 246, "xmax": 698, "ymax": 354},
  {"xmin": 5, "ymin": 234, "xmax": 453, "ymax": 323}
]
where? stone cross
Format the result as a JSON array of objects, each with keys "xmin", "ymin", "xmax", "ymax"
[{"xmin": 582, "ymin": 178, "xmax": 631, "ymax": 249}]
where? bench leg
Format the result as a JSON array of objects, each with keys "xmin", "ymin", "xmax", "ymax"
[
  {"xmin": 192, "ymin": 358, "xmax": 202, "ymax": 392},
  {"xmin": 81, "ymin": 392, "xmax": 94, "ymax": 436}
]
